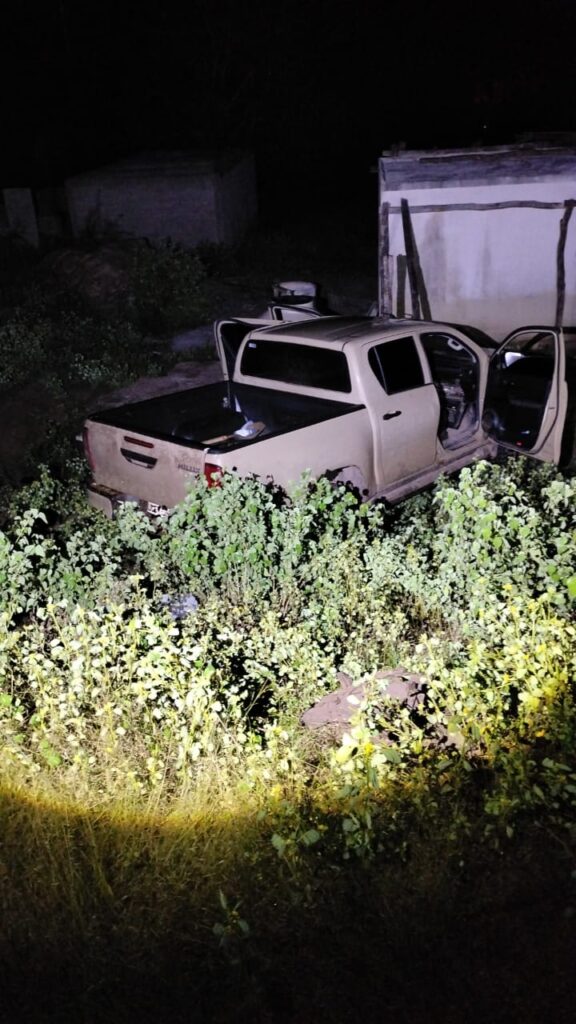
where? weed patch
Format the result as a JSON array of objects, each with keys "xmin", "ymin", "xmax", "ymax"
[{"xmin": 0, "ymin": 234, "xmax": 575, "ymax": 1018}]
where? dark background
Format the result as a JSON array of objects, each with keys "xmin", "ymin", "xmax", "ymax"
[{"xmin": 2, "ymin": 0, "xmax": 576, "ymax": 219}]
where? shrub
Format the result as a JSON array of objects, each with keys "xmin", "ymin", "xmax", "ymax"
[
  {"xmin": 129, "ymin": 240, "xmax": 210, "ymax": 334},
  {"xmin": 0, "ymin": 301, "xmax": 167, "ymax": 395},
  {"xmin": 0, "ymin": 600, "xmax": 251, "ymax": 794},
  {"xmin": 0, "ymin": 458, "xmax": 574, "ymax": 847},
  {"xmin": 363, "ymin": 459, "xmax": 576, "ymax": 624}
]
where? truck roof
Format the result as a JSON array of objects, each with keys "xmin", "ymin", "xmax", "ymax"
[{"xmin": 251, "ymin": 315, "xmax": 490, "ymax": 349}]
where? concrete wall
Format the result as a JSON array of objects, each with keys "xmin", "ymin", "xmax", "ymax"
[
  {"xmin": 0, "ymin": 188, "xmax": 67, "ymax": 244},
  {"xmin": 2, "ymin": 188, "xmax": 39, "ymax": 247},
  {"xmin": 380, "ymin": 150, "xmax": 576, "ymax": 340},
  {"xmin": 214, "ymin": 153, "xmax": 258, "ymax": 244},
  {"xmin": 65, "ymin": 151, "xmax": 257, "ymax": 247}
]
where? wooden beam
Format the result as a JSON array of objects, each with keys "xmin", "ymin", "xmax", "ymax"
[
  {"xmin": 555, "ymin": 199, "xmax": 576, "ymax": 329},
  {"xmin": 378, "ymin": 201, "xmax": 392, "ymax": 317},
  {"xmin": 390, "ymin": 199, "xmax": 567, "ymax": 214},
  {"xmin": 396, "ymin": 254, "xmax": 407, "ymax": 318}
]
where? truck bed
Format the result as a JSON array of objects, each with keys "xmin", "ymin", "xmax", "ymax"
[{"xmin": 90, "ymin": 381, "xmax": 362, "ymax": 452}]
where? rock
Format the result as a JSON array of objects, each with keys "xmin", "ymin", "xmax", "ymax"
[
  {"xmin": 41, "ymin": 245, "xmax": 132, "ymax": 316},
  {"xmin": 301, "ymin": 669, "xmax": 468, "ymax": 752},
  {"xmin": 301, "ymin": 672, "xmax": 359, "ymax": 732},
  {"xmin": 374, "ymin": 670, "xmax": 426, "ymax": 711},
  {"xmin": 301, "ymin": 668, "xmax": 426, "ymax": 736}
]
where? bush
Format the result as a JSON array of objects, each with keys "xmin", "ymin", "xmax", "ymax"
[
  {"xmin": 129, "ymin": 240, "xmax": 210, "ymax": 334},
  {"xmin": 0, "ymin": 300, "xmax": 168, "ymax": 397},
  {"xmin": 0, "ymin": 459, "xmax": 573, "ymax": 779},
  {"xmin": 364, "ymin": 459, "xmax": 576, "ymax": 623},
  {"xmin": 0, "ymin": 458, "xmax": 576, "ymax": 1022}
]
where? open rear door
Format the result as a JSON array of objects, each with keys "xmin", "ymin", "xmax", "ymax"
[
  {"xmin": 214, "ymin": 319, "xmax": 272, "ymax": 380},
  {"xmin": 481, "ymin": 327, "xmax": 568, "ymax": 463},
  {"xmin": 269, "ymin": 304, "xmax": 326, "ymax": 322}
]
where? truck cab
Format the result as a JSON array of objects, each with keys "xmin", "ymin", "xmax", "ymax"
[{"xmin": 216, "ymin": 315, "xmax": 574, "ymax": 501}]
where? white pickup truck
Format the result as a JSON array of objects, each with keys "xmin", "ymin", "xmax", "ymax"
[{"xmin": 83, "ymin": 316, "xmax": 576, "ymax": 517}]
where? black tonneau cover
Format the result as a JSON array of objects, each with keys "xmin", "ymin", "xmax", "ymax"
[{"xmin": 91, "ymin": 382, "xmax": 362, "ymax": 451}]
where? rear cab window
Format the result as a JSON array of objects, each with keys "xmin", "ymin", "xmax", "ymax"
[{"xmin": 240, "ymin": 339, "xmax": 352, "ymax": 393}]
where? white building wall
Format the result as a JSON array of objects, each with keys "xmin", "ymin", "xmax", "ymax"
[
  {"xmin": 67, "ymin": 175, "xmax": 217, "ymax": 244},
  {"xmin": 66, "ymin": 152, "xmax": 257, "ymax": 247},
  {"xmin": 383, "ymin": 180, "xmax": 576, "ymax": 340},
  {"xmin": 215, "ymin": 154, "xmax": 258, "ymax": 245}
]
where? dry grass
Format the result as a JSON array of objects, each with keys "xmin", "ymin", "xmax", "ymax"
[{"xmin": 1, "ymin": 771, "xmax": 575, "ymax": 1024}]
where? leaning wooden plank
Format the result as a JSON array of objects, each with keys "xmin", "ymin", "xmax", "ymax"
[
  {"xmin": 401, "ymin": 198, "xmax": 432, "ymax": 320},
  {"xmin": 401, "ymin": 198, "xmax": 421, "ymax": 319}
]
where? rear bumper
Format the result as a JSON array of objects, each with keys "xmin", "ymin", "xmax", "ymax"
[
  {"xmin": 87, "ymin": 484, "xmax": 116, "ymax": 518},
  {"xmin": 87, "ymin": 483, "xmax": 171, "ymax": 520}
]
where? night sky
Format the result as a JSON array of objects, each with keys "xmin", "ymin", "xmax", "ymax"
[{"xmin": 3, "ymin": 0, "xmax": 576, "ymax": 215}]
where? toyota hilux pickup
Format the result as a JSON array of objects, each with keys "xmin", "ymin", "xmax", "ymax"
[{"xmin": 83, "ymin": 316, "xmax": 576, "ymax": 517}]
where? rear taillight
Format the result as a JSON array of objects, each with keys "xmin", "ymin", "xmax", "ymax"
[
  {"xmin": 203, "ymin": 462, "xmax": 223, "ymax": 488},
  {"xmin": 82, "ymin": 426, "xmax": 95, "ymax": 473},
  {"xmin": 123, "ymin": 435, "xmax": 155, "ymax": 449}
]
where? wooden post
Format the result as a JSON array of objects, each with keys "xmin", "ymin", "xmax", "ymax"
[
  {"xmin": 378, "ymin": 201, "xmax": 393, "ymax": 317},
  {"xmin": 396, "ymin": 254, "xmax": 407, "ymax": 318},
  {"xmin": 555, "ymin": 199, "xmax": 576, "ymax": 330},
  {"xmin": 3, "ymin": 189, "xmax": 39, "ymax": 248}
]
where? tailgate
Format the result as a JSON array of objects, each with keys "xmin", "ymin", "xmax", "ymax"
[{"xmin": 84, "ymin": 421, "xmax": 208, "ymax": 509}]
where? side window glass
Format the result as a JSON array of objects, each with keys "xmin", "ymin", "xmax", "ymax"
[
  {"xmin": 499, "ymin": 330, "xmax": 555, "ymax": 364},
  {"xmin": 368, "ymin": 337, "xmax": 424, "ymax": 394},
  {"xmin": 420, "ymin": 332, "xmax": 476, "ymax": 377}
]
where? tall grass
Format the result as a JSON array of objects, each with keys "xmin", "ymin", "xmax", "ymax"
[{"xmin": 2, "ymin": 768, "xmax": 574, "ymax": 1023}]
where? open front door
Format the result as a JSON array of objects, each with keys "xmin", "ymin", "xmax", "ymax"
[
  {"xmin": 214, "ymin": 319, "xmax": 273, "ymax": 380},
  {"xmin": 481, "ymin": 328, "xmax": 568, "ymax": 464}
]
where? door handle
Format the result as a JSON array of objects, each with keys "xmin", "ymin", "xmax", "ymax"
[
  {"xmin": 382, "ymin": 410, "xmax": 402, "ymax": 420},
  {"xmin": 120, "ymin": 447, "xmax": 158, "ymax": 468}
]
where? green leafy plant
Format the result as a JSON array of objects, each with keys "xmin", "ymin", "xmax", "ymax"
[{"xmin": 129, "ymin": 239, "xmax": 210, "ymax": 334}]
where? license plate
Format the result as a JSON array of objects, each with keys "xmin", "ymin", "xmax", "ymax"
[{"xmin": 146, "ymin": 501, "xmax": 171, "ymax": 518}]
